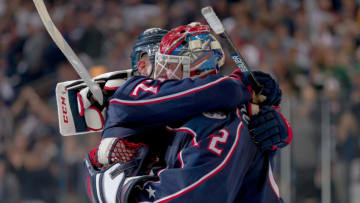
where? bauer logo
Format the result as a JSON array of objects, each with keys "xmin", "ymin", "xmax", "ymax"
[
  {"xmin": 231, "ymin": 54, "xmax": 247, "ymax": 72},
  {"xmin": 61, "ymin": 96, "xmax": 69, "ymax": 123}
]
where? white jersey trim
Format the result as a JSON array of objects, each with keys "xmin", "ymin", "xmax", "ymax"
[
  {"xmin": 110, "ymin": 77, "xmax": 231, "ymax": 105},
  {"xmin": 166, "ymin": 126, "xmax": 199, "ymax": 147},
  {"xmin": 268, "ymin": 161, "xmax": 280, "ymax": 199}
]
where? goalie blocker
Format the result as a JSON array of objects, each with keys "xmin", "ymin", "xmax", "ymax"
[{"xmin": 56, "ymin": 70, "xmax": 132, "ymax": 136}]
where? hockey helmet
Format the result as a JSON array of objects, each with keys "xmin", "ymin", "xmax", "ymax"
[
  {"xmin": 130, "ymin": 28, "xmax": 168, "ymax": 75},
  {"xmin": 154, "ymin": 22, "xmax": 225, "ymax": 79}
]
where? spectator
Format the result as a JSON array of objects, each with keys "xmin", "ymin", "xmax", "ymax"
[{"xmin": 1, "ymin": 0, "xmax": 360, "ymax": 202}]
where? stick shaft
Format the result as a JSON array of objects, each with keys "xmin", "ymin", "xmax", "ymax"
[
  {"xmin": 201, "ymin": 6, "xmax": 263, "ymax": 93},
  {"xmin": 219, "ymin": 33, "xmax": 263, "ymax": 93},
  {"xmin": 33, "ymin": 0, "xmax": 103, "ymax": 104}
]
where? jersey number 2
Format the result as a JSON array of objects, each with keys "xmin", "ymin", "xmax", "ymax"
[{"xmin": 208, "ymin": 129, "xmax": 229, "ymax": 156}]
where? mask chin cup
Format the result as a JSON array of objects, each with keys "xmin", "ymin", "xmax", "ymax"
[{"xmin": 154, "ymin": 52, "xmax": 191, "ymax": 79}]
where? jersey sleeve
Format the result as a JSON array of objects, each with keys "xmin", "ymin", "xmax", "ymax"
[
  {"xmin": 103, "ymin": 75, "xmax": 251, "ymax": 138},
  {"xmin": 133, "ymin": 115, "xmax": 258, "ymax": 203},
  {"xmin": 235, "ymin": 151, "xmax": 283, "ymax": 203}
]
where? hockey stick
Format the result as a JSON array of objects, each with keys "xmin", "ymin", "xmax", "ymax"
[
  {"xmin": 201, "ymin": 6, "xmax": 263, "ymax": 94},
  {"xmin": 33, "ymin": 0, "xmax": 103, "ymax": 105}
]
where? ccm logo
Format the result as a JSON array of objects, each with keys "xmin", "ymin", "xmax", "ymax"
[{"xmin": 61, "ymin": 97, "xmax": 68, "ymax": 123}]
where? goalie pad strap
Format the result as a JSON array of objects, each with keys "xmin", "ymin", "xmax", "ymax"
[{"xmin": 104, "ymin": 79, "xmax": 127, "ymax": 91}]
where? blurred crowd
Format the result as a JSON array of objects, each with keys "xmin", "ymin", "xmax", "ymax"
[{"xmin": 0, "ymin": 0, "xmax": 360, "ymax": 202}]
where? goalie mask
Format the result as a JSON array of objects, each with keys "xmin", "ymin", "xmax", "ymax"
[
  {"xmin": 154, "ymin": 22, "xmax": 225, "ymax": 79},
  {"xmin": 130, "ymin": 28, "xmax": 169, "ymax": 76}
]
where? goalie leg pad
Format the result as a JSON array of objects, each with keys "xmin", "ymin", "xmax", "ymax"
[{"xmin": 84, "ymin": 146, "xmax": 154, "ymax": 203}]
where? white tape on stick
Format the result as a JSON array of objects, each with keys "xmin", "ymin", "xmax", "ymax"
[{"xmin": 201, "ymin": 7, "xmax": 225, "ymax": 34}]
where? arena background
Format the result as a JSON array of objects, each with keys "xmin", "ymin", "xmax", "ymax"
[{"xmin": 0, "ymin": 0, "xmax": 360, "ymax": 202}]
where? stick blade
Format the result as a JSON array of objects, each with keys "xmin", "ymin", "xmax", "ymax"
[{"xmin": 201, "ymin": 6, "xmax": 225, "ymax": 34}]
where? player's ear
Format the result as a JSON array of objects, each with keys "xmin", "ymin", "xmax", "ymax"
[
  {"xmin": 137, "ymin": 59, "xmax": 147, "ymax": 76},
  {"xmin": 137, "ymin": 54, "xmax": 152, "ymax": 76}
]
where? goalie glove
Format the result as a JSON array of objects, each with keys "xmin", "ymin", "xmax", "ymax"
[
  {"xmin": 77, "ymin": 70, "xmax": 133, "ymax": 115},
  {"xmin": 84, "ymin": 145, "xmax": 158, "ymax": 203},
  {"xmin": 56, "ymin": 70, "xmax": 132, "ymax": 136},
  {"xmin": 96, "ymin": 137, "xmax": 147, "ymax": 166},
  {"xmin": 248, "ymin": 106, "xmax": 293, "ymax": 151}
]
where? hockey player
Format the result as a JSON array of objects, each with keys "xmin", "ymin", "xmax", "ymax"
[{"xmin": 82, "ymin": 23, "xmax": 291, "ymax": 203}]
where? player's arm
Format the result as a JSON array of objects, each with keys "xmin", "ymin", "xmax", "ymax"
[
  {"xmin": 236, "ymin": 150, "xmax": 283, "ymax": 203},
  {"xmin": 104, "ymin": 74, "xmax": 251, "ymax": 129},
  {"xmin": 102, "ymin": 70, "xmax": 281, "ymax": 138}
]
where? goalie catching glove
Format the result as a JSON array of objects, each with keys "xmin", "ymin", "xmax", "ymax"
[{"xmin": 56, "ymin": 70, "xmax": 132, "ymax": 136}]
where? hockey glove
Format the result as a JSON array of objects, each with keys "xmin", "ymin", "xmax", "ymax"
[
  {"xmin": 96, "ymin": 137, "xmax": 147, "ymax": 166},
  {"xmin": 56, "ymin": 70, "xmax": 132, "ymax": 136},
  {"xmin": 77, "ymin": 70, "xmax": 132, "ymax": 115},
  {"xmin": 248, "ymin": 106, "xmax": 293, "ymax": 151},
  {"xmin": 230, "ymin": 70, "xmax": 282, "ymax": 106},
  {"xmin": 84, "ymin": 145, "xmax": 158, "ymax": 203}
]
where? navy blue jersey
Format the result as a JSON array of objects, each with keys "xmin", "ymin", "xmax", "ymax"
[
  {"xmin": 132, "ymin": 108, "xmax": 282, "ymax": 203},
  {"xmin": 236, "ymin": 151, "xmax": 282, "ymax": 203},
  {"xmin": 102, "ymin": 74, "xmax": 251, "ymax": 138},
  {"xmin": 98, "ymin": 74, "xmax": 283, "ymax": 202}
]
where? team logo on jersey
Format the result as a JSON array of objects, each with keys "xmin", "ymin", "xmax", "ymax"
[
  {"xmin": 146, "ymin": 186, "xmax": 156, "ymax": 198},
  {"xmin": 203, "ymin": 111, "xmax": 227, "ymax": 119}
]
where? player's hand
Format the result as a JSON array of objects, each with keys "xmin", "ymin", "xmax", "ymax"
[
  {"xmin": 252, "ymin": 93, "xmax": 267, "ymax": 104},
  {"xmin": 77, "ymin": 70, "xmax": 131, "ymax": 112},
  {"xmin": 76, "ymin": 70, "xmax": 131, "ymax": 131},
  {"xmin": 248, "ymin": 106, "xmax": 293, "ymax": 151},
  {"xmin": 230, "ymin": 70, "xmax": 282, "ymax": 106},
  {"xmin": 251, "ymin": 71, "xmax": 282, "ymax": 106}
]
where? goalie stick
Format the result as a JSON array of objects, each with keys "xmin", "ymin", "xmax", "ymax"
[
  {"xmin": 33, "ymin": 0, "xmax": 103, "ymax": 105},
  {"xmin": 201, "ymin": 6, "xmax": 263, "ymax": 94}
]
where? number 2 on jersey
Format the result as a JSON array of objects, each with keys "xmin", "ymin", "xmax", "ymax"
[{"xmin": 208, "ymin": 129, "xmax": 229, "ymax": 156}]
